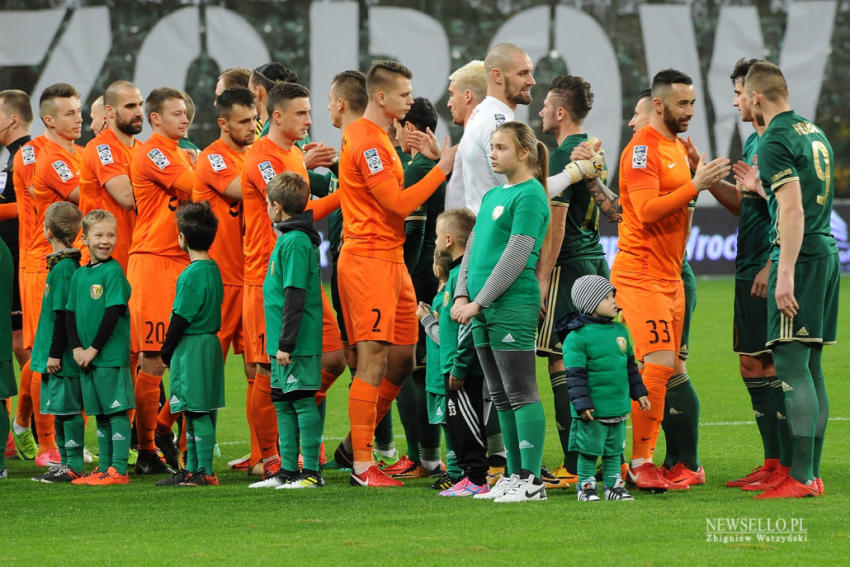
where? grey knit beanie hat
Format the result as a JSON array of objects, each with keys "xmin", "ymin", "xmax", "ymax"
[{"xmin": 571, "ymin": 274, "xmax": 615, "ymax": 316}]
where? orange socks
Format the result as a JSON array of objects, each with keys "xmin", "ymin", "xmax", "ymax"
[
  {"xmin": 349, "ymin": 377, "xmax": 379, "ymax": 463},
  {"xmin": 375, "ymin": 378, "xmax": 402, "ymax": 425},
  {"xmin": 631, "ymin": 362, "xmax": 673, "ymax": 461},
  {"xmin": 251, "ymin": 373, "xmax": 279, "ymax": 461},
  {"xmin": 134, "ymin": 370, "xmax": 162, "ymax": 451},
  {"xmin": 31, "ymin": 372, "xmax": 56, "ymax": 452},
  {"xmin": 245, "ymin": 377, "xmax": 261, "ymax": 466},
  {"xmin": 15, "ymin": 359, "xmax": 33, "ymax": 426},
  {"xmin": 314, "ymin": 369, "xmax": 338, "ymax": 406}
]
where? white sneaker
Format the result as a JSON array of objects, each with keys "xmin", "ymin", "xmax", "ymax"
[
  {"xmin": 249, "ymin": 472, "xmax": 288, "ymax": 488},
  {"xmin": 577, "ymin": 478, "xmax": 602, "ymax": 502},
  {"xmin": 474, "ymin": 473, "xmax": 519, "ymax": 500},
  {"xmin": 494, "ymin": 474, "xmax": 547, "ymax": 503},
  {"xmin": 83, "ymin": 448, "xmax": 97, "ymax": 464}
]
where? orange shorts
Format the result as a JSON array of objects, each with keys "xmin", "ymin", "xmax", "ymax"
[
  {"xmin": 321, "ymin": 288, "xmax": 343, "ymax": 353},
  {"xmin": 242, "ymin": 283, "xmax": 269, "ymax": 365},
  {"xmin": 21, "ymin": 269, "xmax": 47, "ymax": 349},
  {"xmin": 219, "ymin": 284, "xmax": 245, "ymax": 358},
  {"xmin": 127, "ymin": 254, "xmax": 187, "ymax": 353},
  {"xmin": 337, "ymin": 252, "xmax": 417, "ymax": 346},
  {"xmin": 611, "ymin": 271, "xmax": 684, "ymax": 361}
]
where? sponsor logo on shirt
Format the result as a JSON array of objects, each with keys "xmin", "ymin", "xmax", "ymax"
[
  {"xmin": 492, "ymin": 205, "xmax": 504, "ymax": 220},
  {"xmin": 617, "ymin": 336, "xmax": 627, "ymax": 352},
  {"xmin": 96, "ymin": 144, "xmax": 114, "ymax": 165},
  {"xmin": 364, "ymin": 148, "xmax": 383, "ymax": 174},
  {"xmin": 90, "ymin": 284, "xmax": 103, "ymax": 300},
  {"xmin": 494, "ymin": 113, "xmax": 506, "ymax": 126},
  {"xmin": 148, "ymin": 148, "xmax": 170, "ymax": 170},
  {"xmin": 632, "ymin": 145, "xmax": 647, "ymax": 169},
  {"xmin": 208, "ymin": 153, "xmax": 227, "ymax": 172},
  {"xmin": 21, "ymin": 144, "xmax": 36, "ymax": 165},
  {"xmin": 258, "ymin": 160, "xmax": 276, "ymax": 184},
  {"xmin": 52, "ymin": 160, "xmax": 73, "ymax": 182}
]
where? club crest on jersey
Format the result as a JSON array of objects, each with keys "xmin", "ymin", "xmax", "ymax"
[
  {"xmin": 259, "ymin": 161, "xmax": 276, "ymax": 184},
  {"xmin": 494, "ymin": 113, "xmax": 506, "ymax": 126},
  {"xmin": 147, "ymin": 148, "xmax": 170, "ymax": 170},
  {"xmin": 617, "ymin": 336, "xmax": 627, "ymax": 353},
  {"xmin": 96, "ymin": 144, "xmax": 114, "ymax": 165},
  {"xmin": 21, "ymin": 145, "xmax": 36, "ymax": 165},
  {"xmin": 363, "ymin": 148, "xmax": 383, "ymax": 174},
  {"xmin": 492, "ymin": 205, "xmax": 504, "ymax": 220},
  {"xmin": 90, "ymin": 284, "xmax": 103, "ymax": 300},
  {"xmin": 443, "ymin": 290, "xmax": 450, "ymax": 307},
  {"xmin": 52, "ymin": 160, "xmax": 73, "ymax": 182},
  {"xmin": 632, "ymin": 145, "xmax": 647, "ymax": 169},
  {"xmin": 208, "ymin": 153, "xmax": 227, "ymax": 172}
]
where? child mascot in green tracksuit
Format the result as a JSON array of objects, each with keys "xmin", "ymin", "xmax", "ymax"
[{"xmin": 562, "ymin": 274, "xmax": 650, "ymax": 502}]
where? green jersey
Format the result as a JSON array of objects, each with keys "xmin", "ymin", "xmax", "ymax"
[
  {"xmin": 172, "ymin": 260, "xmax": 223, "ymax": 334},
  {"xmin": 424, "ymin": 286, "xmax": 444, "ymax": 395},
  {"xmin": 439, "ymin": 262, "xmax": 477, "ymax": 379},
  {"xmin": 66, "ymin": 258, "xmax": 131, "ymax": 367},
  {"xmin": 757, "ymin": 110, "xmax": 837, "ymax": 262},
  {"xmin": 32, "ymin": 256, "xmax": 80, "ymax": 376},
  {"xmin": 404, "ymin": 152, "xmax": 445, "ymax": 275},
  {"xmin": 0, "ymin": 239, "xmax": 11, "ymax": 364},
  {"xmin": 551, "ymin": 133, "xmax": 605, "ymax": 262},
  {"xmin": 468, "ymin": 178, "xmax": 550, "ymax": 305},
  {"xmin": 562, "ymin": 319, "xmax": 635, "ymax": 418},
  {"xmin": 736, "ymin": 132, "xmax": 772, "ymax": 280},
  {"xmin": 264, "ymin": 229, "xmax": 322, "ymax": 357}
]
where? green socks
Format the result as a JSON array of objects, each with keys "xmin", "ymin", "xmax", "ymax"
[
  {"xmin": 550, "ymin": 370, "xmax": 577, "ymax": 472},
  {"xmin": 273, "ymin": 400, "xmax": 299, "ymax": 472},
  {"xmin": 576, "ymin": 453, "xmax": 597, "ymax": 481},
  {"xmin": 442, "ymin": 425, "xmax": 463, "ymax": 480},
  {"xmin": 60, "ymin": 413, "xmax": 85, "ymax": 473},
  {"xmin": 743, "ymin": 376, "xmax": 782, "ymax": 460},
  {"xmin": 773, "ymin": 341, "xmax": 819, "ymax": 483},
  {"xmin": 395, "ymin": 375, "xmax": 422, "ymax": 463},
  {"xmin": 0, "ymin": 403, "xmax": 8, "ymax": 471},
  {"xmin": 185, "ymin": 418, "xmax": 198, "ymax": 473},
  {"xmin": 292, "ymin": 396, "xmax": 322, "ymax": 472},
  {"xmin": 95, "ymin": 415, "xmax": 112, "ymax": 473},
  {"xmin": 108, "ymin": 413, "xmax": 131, "ymax": 475},
  {"xmin": 496, "ymin": 408, "xmax": 520, "ymax": 476},
  {"xmin": 662, "ymin": 373, "xmax": 701, "ymax": 470},
  {"xmin": 189, "ymin": 413, "xmax": 215, "ymax": 475},
  {"xmin": 514, "ymin": 401, "xmax": 546, "ymax": 477}
]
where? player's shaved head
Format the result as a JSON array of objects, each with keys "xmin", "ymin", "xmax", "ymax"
[
  {"xmin": 651, "ymin": 68, "xmax": 693, "ymax": 102},
  {"xmin": 449, "ymin": 60, "xmax": 487, "ymax": 102},
  {"xmin": 145, "ymin": 87, "xmax": 185, "ymax": 123},
  {"xmin": 484, "ymin": 43, "xmax": 526, "ymax": 76},
  {"xmin": 215, "ymin": 87, "xmax": 256, "ymax": 119},
  {"xmin": 366, "ymin": 61, "xmax": 412, "ymax": 98},
  {"xmin": 267, "ymin": 171, "xmax": 309, "ymax": 215},
  {"xmin": 744, "ymin": 61, "xmax": 788, "ymax": 103},
  {"xmin": 267, "ymin": 82, "xmax": 310, "ymax": 116},
  {"xmin": 39, "ymin": 83, "xmax": 79, "ymax": 120},
  {"xmin": 0, "ymin": 89, "xmax": 33, "ymax": 127},
  {"xmin": 331, "ymin": 70, "xmax": 368, "ymax": 114},
  {"xmin": 103, "ymin": 80, "xmax": 138, "ymax": 107},
  {"xmin": 45, "ymin": 201, "xmax": 83, "ymax": 246},
  {"xmin": 548, "ymin": 75, "xmax": 593, "ymax": 123}
]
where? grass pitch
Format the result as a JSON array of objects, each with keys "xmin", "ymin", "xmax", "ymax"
[{"xmin": 2, "ymin": 277, "xmax": 849, "ymax": 566}]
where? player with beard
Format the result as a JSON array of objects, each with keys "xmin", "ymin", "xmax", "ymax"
[
  {"xmin": 612, "ymin": 69, "xmax": 729, "ymax": 492},
  {"xmin": 455, "ymin": 43, "xmax": 535, "ymax": 214},
  {"xmin": 79, "ymin": 81, "xmax": 143, "ymax": 269}
]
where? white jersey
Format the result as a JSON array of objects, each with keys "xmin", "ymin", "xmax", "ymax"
[
  {"xmin": 444, "ymin": 141, "xmax": 465, "ymax": 210},
  {"xmin": 459, "ymin": 96, "xmax": 513, "ymax": 213}
]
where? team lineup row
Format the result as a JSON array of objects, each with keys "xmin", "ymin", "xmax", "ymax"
[{"xmin": 0, "ymin": 43, "xmax": 838, "ymax": 501}]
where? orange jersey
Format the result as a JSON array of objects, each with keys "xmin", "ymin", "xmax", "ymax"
[
  {"xmin": 614, "ymin": 126, "xmax": 697, "ymax": 280},
  {"xmin": 130, "ymin": 133, "xmax": 193, "ymax": 259},
  {"xmin": 80, "ymin": 128, "xmax": 137, "ymax": 269},
  {"xmin": 13, "ymin": 136, "xmax": 44, "ymax": 270},
  {"xmin": 241, "ymin": 136, "xmax": 307, "ymax": 285},
  {"xmin": 29, "ymin": 138, "xmax": 83, "ymax": 270},
  {"xmin": 194, "ymin": 138, "xmax": 246, "ymax": 286},
  {"xmin": 338, "ymin": 117, "xmax": 406, "ymax": 262}
]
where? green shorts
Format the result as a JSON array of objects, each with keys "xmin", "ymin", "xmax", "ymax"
[
  {"xmin": 0, "ymin": 360, "xmax": 16, "ymax": 399},
  {"xmin": 271, "ymin": 354, "xmax": 321, "ymax": 394},
  {"xmin": 41, "ymin": 374, "xmax": 83, "ymax": 415},
  {"xmin": 537, "ymin": 258, "xmax": 609, "ymax": 356},
  {"xmin": 426, "ymin": 391, "xmax": 446, "ymax": 425},
  {"xmin": 81, "ymin": 366, "xmax": 134, "ymax": 416},
  {"xmin": 473, "ymin": 302, "xmax": 538, "ymax": 351},
  {"xmin": 767, "ymin": 252, "xmax": 840, "ymax": 347},
  {"xmin": 733, "ymin": 279, "xmax": 770, "ymax": 356},
  {"xmin": 568, "ymin": 417, "xmax": 626, "ymax": 457},
  {"xmin": 679, "ymin": 260, "xmax": 697, "ymax": 361},
  {"xmin": 169, "ymin": 334, "xmax": 225, "ymax": 413}
]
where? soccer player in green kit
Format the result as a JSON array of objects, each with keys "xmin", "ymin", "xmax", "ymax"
[
  {"xmin": 264, "ymin": 172, "xmax": 325, "ymax": 489},
  {"xmin": 452, "ymin": 121, "xmax": 550, "ymax": 503},
  {"xmin": 742, "ymin": 61, "xmax": 839, "ymax": 499},
  {"xmin": 30, "ymin": 202, "xmax": 84, "ymax": 483},
  {"xmin": 158, "ymin": 202, "xmax": 224, "ymax": 487},
  {"xmin": 0, "ymin": 238, "xmax": 18, "ymax": 479},
  {"xmin": 67, "ymin": 210, "xmax": 133, "ymax": 486}
]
